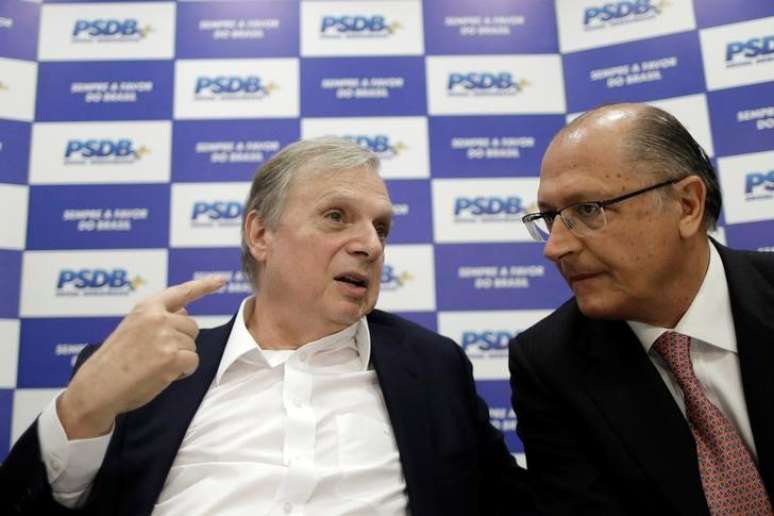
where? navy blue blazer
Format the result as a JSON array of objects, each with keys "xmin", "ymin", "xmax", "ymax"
[
  {"xmin": 3, "ymin": 309, "xmax": 533, "ymax": 515},
  {"xmin": 509, "ymin": 244, "xmax": 774, "ymax": 515}
]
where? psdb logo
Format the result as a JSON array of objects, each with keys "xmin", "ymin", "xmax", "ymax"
[
  {"xmin": 194, "ymin": 76, "xmax": 275, "ymax": 100},
  {"xmin": 64, "ymin": 139, "xmax": 148, "ymax": 164},
  {"xmin": 320, "ymin": 15, "xmax": 399, "ymax": 37},
  {"xmin": 725, "ymin": 36, "xmax": 774, "ymax": 66},
  {"xmin": 461, "ymin": 331, "xmax": 514, "ymax": 356},
  {"xmin": 72, "ymin": 19, "xmax": 149, "ymax": 41},
  {"xmin": 345, "ymin": 135, "xmax": 405, "ymax": 160},
  {"xmin": 381, "ymin": 264, "xmax": 412, "ymax": 291},
  {"xmin": 56, "ymin": 269, "xmax": 145, "ymax": 296},
  {"xmin": 454, "ymin": 196, "xmax": 524, "ymax": 222},
  {"xmin": 745, "ymin": 171, "xmax": 774, "ymax": 201},
  {"xmin": 191, "ymin": 201, "xmax": 244, "ymax": 227},
  {"xmin": 583, "ymin": 0, "xmax": 664, "ymax": 29},
  {"xmin": 447, "ymin": 73, "xmax": 527, "ymax": 96}
]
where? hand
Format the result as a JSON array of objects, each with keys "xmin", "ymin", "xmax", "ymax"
[{"xmin": 57, "ymin": 276, "xmax": 225, "ymax": 439}]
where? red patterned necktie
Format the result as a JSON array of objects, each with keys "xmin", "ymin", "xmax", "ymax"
[{"xmin": 652, "ymin": 331, "xmax": 773, "ymax": 515}]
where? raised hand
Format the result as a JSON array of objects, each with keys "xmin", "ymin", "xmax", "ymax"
[{"xmin": 57, "ymin": 276, "xmax": 225, "ymax": 439}]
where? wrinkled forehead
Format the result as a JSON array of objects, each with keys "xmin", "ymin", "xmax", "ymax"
[
  {"xmin": 294, "ymin": 158, "xmax": 381, "ymax": 184},
  {"xmin": 537, "ymin": 126, "xmax": 633, "ymax": 208},
  {"xmin": 287, "ymin": 163, "xmax": 392, "ymax": 209}
]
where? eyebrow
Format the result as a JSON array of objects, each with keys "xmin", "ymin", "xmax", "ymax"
[{"xmin": 316, "ymin": 192, "xmax": 394, "ymax": 218}]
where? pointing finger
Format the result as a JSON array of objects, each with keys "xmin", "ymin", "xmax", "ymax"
[{"xmin": 156, "ymin": 276, "xmax": 225, "ymax": 313}]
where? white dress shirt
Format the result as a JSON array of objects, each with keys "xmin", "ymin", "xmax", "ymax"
[
  {"xmin": 627, "ymin": 243, "xmax": 758, "ymax": 460},
  {"xmin": 38, "ymin": 297, "xmax": 409, "ymax": 515}
]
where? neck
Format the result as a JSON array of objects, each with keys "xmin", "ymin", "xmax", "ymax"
[{"xmin": 246, "ymin": 293, "xmax": 342, "ymax": 350}]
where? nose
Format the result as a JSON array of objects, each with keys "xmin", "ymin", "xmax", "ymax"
[
  {"xmin": 348, "ymin": 222, "xmax": 384, "ymax": 262},
  {"xmin": 543, "ymin": 215, "xmax": 581, "ymax": 264}
]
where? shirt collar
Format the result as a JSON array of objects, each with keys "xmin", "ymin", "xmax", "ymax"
[
  {"xmin": 215, "ymin": 297, "xmax": 372, "ymax": 385},
  {"xmin": 628, "ymin": 242, "xmax": 737, "ymax": 354}
]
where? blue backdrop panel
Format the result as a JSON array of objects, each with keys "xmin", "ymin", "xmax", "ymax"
[
  {"xmin": 0, "ymin": 251, "xmax": 22, "ymax": 319},
  {"xmin": 385, "ymin": 180, "xmax": 434, "ymax": 244},
  {"xmin": 171, "ymin": 119, "xmax": 300, "ymax": 182},
  {"xmin": 707, "ymin": 82, "xmax": 774, "ymax": 157},
  {"xmin": 2, "ymin": 0, "xmax": 773, "ymax": 461},
  {"xmin": 27, "ymin": 184, "xmax": 170, "ymax": 250},
  {"xmin": 563, "ymin": 31, "xmax": 706, "ymax": 112},
  {"xmin": 35, "ymin": 61, "xmax": 174, "ymax": 121},
  {"xmin": 17, "ymin": 317, "xmax": 122, "ymax": 388},
  {"xmin": 300, "ymin": 57, "xmax": 427, "ymax": 116},
  {"xmin": 429, "ymin": 115, "xmax": 565, "ymax": 178},
  {"xmin": 0, "ymin": 120, "xmax": 31, "ymax": 185},
  {"xmin": 176, "ymin": 0, "xmax": 299, "ymax": 58},
  {"xmin": 423, "ymin": 0, "xmax": 558, "ymax": 55}
]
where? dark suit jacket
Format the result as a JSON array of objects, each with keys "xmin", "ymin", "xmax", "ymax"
[
  {"xmin": 2, "ymin": 309, "xmax": 533, "ymax": 515},
  {"xmin": 508, "ymin": 244, "xmax": 774, "ymax": 515}
]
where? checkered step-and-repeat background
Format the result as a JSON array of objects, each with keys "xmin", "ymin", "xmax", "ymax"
[{"xmin": 1, "ymin": 0, "xmax": 773, "ymax": 461}]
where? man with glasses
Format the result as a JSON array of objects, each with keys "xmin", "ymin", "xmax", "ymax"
[{"xmin": 510, "ymin": 103, "xmax": 774, "ymax": 515}]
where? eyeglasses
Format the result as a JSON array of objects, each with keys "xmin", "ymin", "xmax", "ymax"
[{"xmin": 522, "ymin": 178, "xmax": 681, "ymax": 242}]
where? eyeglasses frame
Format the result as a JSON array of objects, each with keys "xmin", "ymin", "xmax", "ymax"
[{"xmin": 522, "ymin": 177, "xmax": 685, "ymax": 241}]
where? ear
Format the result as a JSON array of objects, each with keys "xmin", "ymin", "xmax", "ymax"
[
  {"xmin": 674, "ymin": 175, "xmax": 706, "ymax": 239},
  {"xmin": 244, "ymin": 210, "xmax": 273, "ymax": 263}
]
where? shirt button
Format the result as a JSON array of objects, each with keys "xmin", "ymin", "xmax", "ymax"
[
  {"xmin": 51, "ymin": 458, "xmax": 62, "ymax": 472},
  {"xmin": 283, "ymin": 502, "xmax": 293, "ymax": 513},
  {"xmin": 298, "ymin": 351, "xmax": 308, "ymax": 362},
  {"xmin": 293, "ymin": 397, "xmax": 303, "ymax": 408}
]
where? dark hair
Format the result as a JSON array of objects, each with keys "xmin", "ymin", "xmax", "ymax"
[
  {"xmin": 564, "ymin": 104, "xmax": 722, "ymax": 230},
  {"xmin": 624, "ymin": 105, "xmax": 722, "ymax": 230}
]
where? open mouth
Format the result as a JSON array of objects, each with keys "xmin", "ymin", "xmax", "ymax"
[{"xmin": 335, "ymin": 274, "xmax": 369, "ymax": 288}]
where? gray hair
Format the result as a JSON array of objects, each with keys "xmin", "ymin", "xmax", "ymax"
[{"xmin": 240, "ymin": 136, "xmax": 381, "ymax": 288}]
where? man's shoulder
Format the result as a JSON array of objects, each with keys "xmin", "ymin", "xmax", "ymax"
[
  {"xmin": 519, "ymin": 297, "xmax": 585, "ymax": 342},
  {"xmin": 724, "ymin": 245, "xmax": 774, "ymax": 273},
  {"xmin": 367, "ymin": 309, "xmax": 460, "ymax": 356},
  {"xmin": 510, "ymin": 297, "xmax": 591, "ymax": 364},
  {"xmin": 716, "ymin": 243, "xmax": 774, "ymax": 294},
  {"xmin": 367, "ymin": 309, "xmax": 447, "ymax": 341}
]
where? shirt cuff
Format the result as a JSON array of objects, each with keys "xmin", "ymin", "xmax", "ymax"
[{"xmin": 37, "ymin": 392, "xmax": 113, "ymax": 498}]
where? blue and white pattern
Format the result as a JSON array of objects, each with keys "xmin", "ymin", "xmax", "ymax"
[{"xmin": 1, "ymin": 0, "xmax": 773, "ymax": 461}]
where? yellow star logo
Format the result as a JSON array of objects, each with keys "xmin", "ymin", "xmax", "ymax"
[
  {"xmin": 392, "ymin": 142, "xmax": 408, "ymax": 155},
  {"xmin": 397, "ymin": 271, "xmax": 413, "ymax": 287},
  {"xmin": 654, "ymin": 0, "xmax": 670, "ymax": 13},
  {"xmin": 134, "ymin": 146, "xmax": 151, "ymax": 158},
  {"xmin": 387, "ymin": 21, "xmax": 402, "ymax": 34}
]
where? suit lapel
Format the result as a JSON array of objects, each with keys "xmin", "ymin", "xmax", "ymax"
[
  {"xmin": 717, "ymin": 246, "xmax": 774, "ymax": 496},
  {"xmin": 368, "ymin": 315, "xmax": 437, "ymax": 516},
  {"xmin": 115, "ymin": 317, "xmax": 235, "ymax": 516},
  {"xmin": 581, "ymin": 318, "xmax": 709, "ymax": 515}
]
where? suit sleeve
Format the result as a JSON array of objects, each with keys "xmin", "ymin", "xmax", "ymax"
[
  {"xmin": 509, "ymin": 335, "xmax": 628, "ymax": 515},
  {"xmin": 0, "ymin": 345, "xmax": 105, "ymax": 515},
  {"xmin": 449, "ymin": 341, "xmax": 537, "ymax": 515}
]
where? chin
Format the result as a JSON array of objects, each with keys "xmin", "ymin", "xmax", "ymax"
[
  {"xmin": 330, "ymin": 305, "xmax": 367, "ymax": 327},
  {"xmin": 575, "ymin": 295, "xmax": 625, "ymax": 321}
]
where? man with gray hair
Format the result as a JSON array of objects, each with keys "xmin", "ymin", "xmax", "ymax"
[
  {"xmin": 511, "ymin": 103, "xmax": 774, "ymax": 514},
  {"xmin": 3, "ymin": 137, "xmax": 533, "ymax": 515}
]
